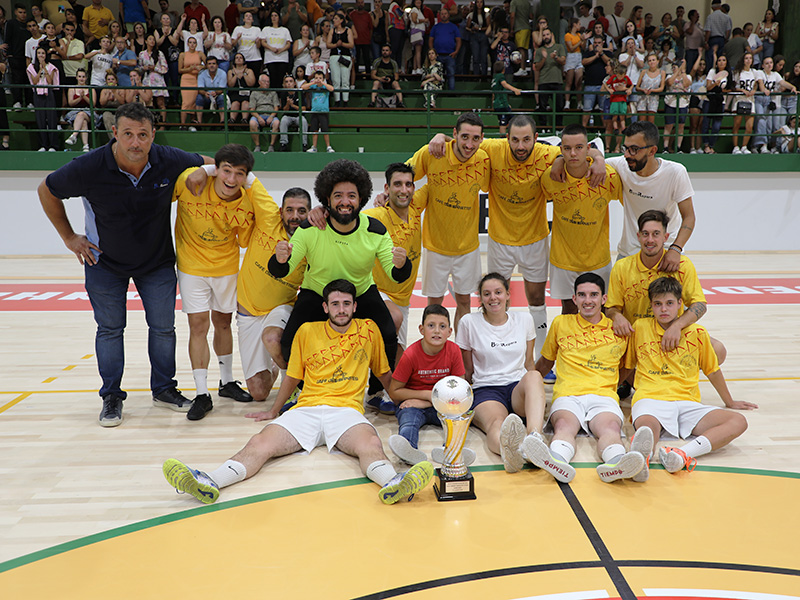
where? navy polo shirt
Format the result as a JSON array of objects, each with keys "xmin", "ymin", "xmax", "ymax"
[{"xmin": 46, "ymin": 141, "xmax": 203, "ymax": 276}]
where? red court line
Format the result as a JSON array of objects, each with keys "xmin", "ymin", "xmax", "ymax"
[{"xmin": 1, "ymin": 279, "xmax": 799, "ymax": 311}]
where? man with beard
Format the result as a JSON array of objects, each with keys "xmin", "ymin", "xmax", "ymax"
[
  {"xmin": 268, "ymin": 159, "xmax": 412, "ymax": 374},
  {"xmin": 606, "ymin": 121, "xmax": 696, "ymax": 271},
  {"xmin": 163, "ymin": 278, "xmax": 434, "ymax": 506}
]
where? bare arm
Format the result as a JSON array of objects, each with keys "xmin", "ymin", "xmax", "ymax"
[
  {"xmin": 388, "ymin": 378, "xmax": 433, "ymax": 405},
  {"xmin": 38, "ymin": 180, "xmax": 101, "ymax": 265},
  {"xmin": 461, "ymin": 349, "xmax": 474, "ymax": 384},
  {"xmin": 661, "ymin": 302, "xmax": 707, "ymax": 351},
  {"xmin": 606, "ymin": 306, "xmax": 634, "ymax": 336},
  {"xmin": 524, "ymin": 339, "xmax": 535, "ymax": 371},
  {"xmin": 657, "ymin": 197, "xmax": 695, "ymax": 272},
  {"xmin": 534, "ymin": 355, "xmax": 555, "ymax": 377},
  {"xmin": 246, "ymin": 374, "xmax": 303, "ymax": 421}
]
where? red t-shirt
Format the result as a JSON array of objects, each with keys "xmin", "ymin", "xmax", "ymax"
[
  {"xmin": 184, "ymin": 3, "xmax": 211, "ymax": 25},
  {"xmin": 608, "ymin": 74, "xmax": 632, "ymax": 103},
  {"xmin": 393, "ymin": 340, "xmax": 465, "ymax": 391},
  {"xmin": 350, "ymin": 9, "xmax": 373, "ymax": 44}
]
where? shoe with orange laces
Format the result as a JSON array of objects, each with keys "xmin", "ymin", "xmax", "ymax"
[{"xmin": 659, "ymin": 446, "xmax": 698, "ymax": 473}]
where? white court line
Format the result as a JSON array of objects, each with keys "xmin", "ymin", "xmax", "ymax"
[{"xmin": 644, "ymin": 589, "xmax": 800, "ymax": 600}]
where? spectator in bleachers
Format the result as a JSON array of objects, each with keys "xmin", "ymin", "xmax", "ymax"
[
  {"xmin": 620, "ymin": 19, "xmax": 643, "ymax": 52},
  {"xmin": 534, "ymin": 27, "xmax": 565, "ymax": 130},
  {"xmin": 489, "ymin": 0, "xmax": 510, "ymax": 37},
  {"xmin": 588, "ymin": 21, "xmax": 615, "ymax": 53},
  {"xmin": 701, "ymin": 52, "xmax": 728, "ymax": 154},
  {"xmin": 177, "ymin": 15, "xmax": 208, "ymax": 53},
  {"xmin": 628, "ymin": 5, "xmax": 644, "ymax": 35},
  {"xmin": 387, "ymin": 0, "xmax": 406, "ymax": 72},
  {"xmin": 124, "ymin": 67, "xmax": 153, "ymax": 108},
  {"xmin": 155, "ymin": 12, "xmax": 182, "ymax": 104},
  {"xmin": 491, "ymin": 59, "xmax": 520, "ymax": 134},
  {"xmin": 59, "ymin": 20, "xmax": 86, "ymax": 86},
  {"xmin": 663, "ymin": 58, "xmax": 691, "ymax": 152},
  {"xmin": 227, "ymin": 52, "xmax": 255, "ymax": 122},
  {"xmin": 294, "ymin": 63, "xmax": 306, "ymax": 82},
  {"xmin": 408, "ymin": 0, "xmax": 429, "ymax": 75},
  {"xmin": 42, "ymin": 0, "xmax": 72, "ymax": 31},
  {"xmin": 261, "ymin": 10, "xmax": 292, "ymax": 89},
  {"xmin": 642, "ymin": 12, "xmax": 655, "ymax": 41},
  {"xmin": 64, "ymin": 67, "xmax": 98, "ymax": 151},
  {"xmin": 6, "ymin": 3, "xmax": 32, "ymax": 110},
  {"xmin": 466, "ymin": 0, "xmax": 489, "ymax": 76},
  {"xmin": 782, "ymin": 60, "xmax": 800, "ymax": 118},
  {"xmin": 41, "ymin": 22, "xmax": 63, "ymax": 82},
  {"xmin": 430, "ymin": 7, "xmax": 460, "ymax": 91},
  {"xmin": 531, "ymin": 15, "xmax": 550, "ymax": 88},
  {"xmin": 184, "ymin": 0, "xmax": 211, "ymax": 25},
  {"xmin": 178, "ymin": 35, "xmax": 204, "ymax": 129},
  {"xmin": 32, "ymin": 5, "xmax": 50, "ymax": 33},
  {"xmin": 370, "ymin": 0, "xmax": 388, "ymax": 62},
  {"xmin": 618, "ymin": 37, "xmax": 644, "ymax": 114},
  {"xmin": 576, "ymin": 1, "xmax": 592, "ymax": 31},
  {"xmin": 248, "ymin": 71, "xmax": 280, "ymax": 152},
  {"xmin": 755, "ymin": 9, "xmax": 778, "ymax": 61},
  {"xmin": 60, "ymin": 8, "xmax": 82, "ymax": 40},
  {"xmin": 753, "ymin": 56, "xmax": 797, "ymax": 154},
  {"xmin": 130, "ymin": 22, "xmax": 147, "ymax": 56},
  {"xmin": 743, "ymin": 23, "xmax": 762, "ymax": 69},
  {"xmin": 581, "ymin": 33, "xmax": 612, "ymax": 126},
  {"xmin": 27, "ymin": 45, "xmax": 60, "ymax": 151},
  {"xmin": 657, "ymin": 39, "xmax": 676, "ymax": 72},
  {"xmin": 306, "ymin": 45, "xmax": 329, "ymax": 80},
  {"xmin": 234, "ymin": 0, "xmax": 259, "ymax": 28},
  {"xmin": 731, "ymin": 52, "xmax": 757, "ymax": 155},
  {"xmin": 420, "ymin": 47, "xmax": 443, "ymax": 107},
  {"xmin": 82, "ymin": 0, "xmax": 114, "ymax": 50},
  {"xmin": 293, "ymin": 23, "xmax": 313, "ymax": 68},
  {"xmin": 119, "ymin": 0, "xmax": 150, "ymax": 34},
  {"xmin": 490, "ymin": 25, "xmax": 516, "ymax": 78},
  {"xmin": 156, "ymin": 0, "xmax": 179, "ymax": 29},
  {"xmin": 281, "ymin": 0, "xmax": 307, "ymax": 41},
  {"xmin": 635, "ymin": 53, "xmax": 664, "ymax": 123},
  {"xmin": 723, "ymin": 27, "xmax": 748, "ymax": 78},
  {"xmin": 350, "ymin": 0, "xmax": 373, "ymax": 75},
  {"xmin": 674, "ymin": 5, "xmax": 686, "ymax": 59},
  {"xmin": 99, "ymin": 69, "xmax": 124, "ymax": 136},
  {"xmin": 139, "ymin": 33, "xmax": 169, "ymax": 124},
  {"xmin": 683, "ymin": 9, "xmax": 702, "ymax": 69},
  {"xmin": 510, "ymin": 0, "xmax": 531, "ymax": 76},
  {"xmin": 456, "ymin": 4, "xmax": 471, "ymax": 77},
  {"xmin": 775, "ymin": 114, "xmax": 799, "ymax": 153},
  {"xmin": 232, "ymin": 11, "xmax": 262, "ymax": 75},
  {"xmin": 607, "ymin": 1, "xmax": 626, "ymax": 46},
  {"xmin": 195, "ymin": 55, "xmax": 227, "ymax": 125},
  {"xmin": 687, "ymin": 55, "xmax": 707, "ymax": 154},
  {"xmin": 703, "ymin": 0, "xmax": 730, "ymax": 68},
  {"xmin": 25, "ymin": 18, "xmax": 45, "ymax": 66},
  {"xmin": 326, "ymin": 11, "xmax": 354, "ymax": 107},
  {"xmin": 302, "ymin": 69, "xmax": 335, "ymax": 153},
  {"xmin": 205, "ymin": 15, "xmax": 232, "ymax": 72},
  {"xmin": 278, "ymin": 73, "xmax": 309, "ymax": 151},
  {"xmin": 368, "ymin": 43, "xmax": 404, "ymax": 108},
  {"xmin": 111, "ymin": 35, "xmax": 136, "ymax": 86},
  {"xmin": 653, "ymin": 12, "xmax": 678, "ymax": 52},
  {"xmin": 314, "ymin": 18, "xmax": 332, "ymax": 64},
  {"xmin": 86, "ymin": 35, "xmax": 113, "ymax": 86},
  {"xmin": 605, "ymin": 60, "xmax": 633, "ymax": 152},
  {"xmin": 563, "ymin": 18, "xmax": 583, "ymax": 110}
]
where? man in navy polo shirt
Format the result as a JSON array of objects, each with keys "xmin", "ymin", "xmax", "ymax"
[
  {"xmin": 429, "ymin": 8, "xmax": 460, "ymax": 90},
  {"xmin": 38, "ymin": 103, "xmax": 211, "ymax": 427}
]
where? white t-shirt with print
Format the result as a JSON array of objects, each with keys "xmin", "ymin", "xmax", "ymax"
[
  {"xmin": 261, "ymin": 26, "xmax": 292, "ymax": 63},
  {"xmin": 233, "ymin": 25, "xmax": 262, "ymax": 62}
]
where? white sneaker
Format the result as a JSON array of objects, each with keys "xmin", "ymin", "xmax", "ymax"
[
  {"xmin": 27, "ymin": 103, "xmax": 34, "ymax": 109},
  {"xmin": 48, "ymin": 147, "xmax": 56, "ymax": 152},
  {"xmin": 65, "ymin": 133, "xmax": 78, "ymax": 146},
  {"xmin": 306, "ymin": 146, "xmax": 317, "ymax": 153},
  {"xmin": 759, "ymin": 144, "xmax": 769, "ymax": 154},
  {"xmin": 521, "ymin": 431, "xmax": 576, "ymax": 483},
  {"xmin": 38, "ymin": 147, "xmax": 46, "ymax": 152},
  {"xmin": 596, "ymin": 451, "xmax": 645, "ymax": 483},
  {"xmin": 513, "ymin": 68, "xmax": 527, "ymax": 77},
  {"xmin": 563, "ymin": 100, "xmax": 570, "ymax": 110},
  {"xmin": 13, "ymin": 102, "xmax": 22, "ymax": 110},
  {"xmin": 630, "ymin": 426, "xmax": 654, "ymax": 482},
  {"xmin": 770, "ymin": 147, "xmax": 779, "ymax": 154},
  {"xmin": 326, "ymin": 146, "xmax": 335, "ymax": 153},
  {"xmin": 499, "ymin": 413, "xmax": 526, "ymax": 473},
  {"xmin": 253, "ymin": 145, "xmax": 261, "ymax": 153},
  {"xmin": 188, "ymin": 126, "xmax": 197, "ymax": 132},
  {"xmin": 82, "ymin": 144, "xmax": 90, "ymax": 152},
  {"xmin": 388, "ymin": 434, "xmax": 428, "ymax": 466},
  {"xmin": 732, "ymin": 146, "xmax": 742, "ymax": 154},
  {"xmin": 741, "ymin": 146, "xmax": 752, "ymax": 154}
]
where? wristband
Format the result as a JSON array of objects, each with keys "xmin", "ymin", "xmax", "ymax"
[{"xmin": 669, "ymin": 244, "xmax": 683, "ymax": 253}]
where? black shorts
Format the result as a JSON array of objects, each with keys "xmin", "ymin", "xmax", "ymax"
[
  {"xmin": 689, "ymin": 95, "xmax": 701, "ymax": 110},
  {"xmin": 495, "ymin": 108, "xmax": 511, "ymax": 127},
  {"xmin": 309, "ymin": 112, "xmax": 329, "ymax": 133}
]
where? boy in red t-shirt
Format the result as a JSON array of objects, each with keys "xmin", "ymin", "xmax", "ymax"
[
  {"xmin": 603, "ymin": 62, "xmax": 632, "ymax": 149},
  {"xmin": 388, "ymin": 304, "xmax": 468, "ymax": 465}
]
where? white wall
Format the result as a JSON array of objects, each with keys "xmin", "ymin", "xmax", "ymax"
[{"xmin": 7, "ymin": 169, "xmax": 800, "ymax": 256}]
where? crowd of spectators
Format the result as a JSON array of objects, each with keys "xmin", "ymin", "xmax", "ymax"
[{"xmin": 0, "ymin": 0, "xmax": 799, "ymax": 153}]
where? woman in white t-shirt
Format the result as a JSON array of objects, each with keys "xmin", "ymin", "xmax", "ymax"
[
  {"xmin": 85, "ymin": 36, "xmax": 115, "ymax": 87},
  {"xmin": 292, "ymin": 24, "xmax": 314, "ymax": 69},
  {"xmin": 662, "ymin": 58, "xmax": 691, "ymax": 152},
  {"xmin": 177, "ymin": 15, "xmax": 208, "ymax": 52},
  {"xmin": 260, "ymin": 10, "xmax": 292, "ymax": 87},
  {"xmin": 731, "ymin": 51, "xmax": 758, "ymax": 154},
  {"xmin": 205, "ymin": 16, "xmax": 233, "ymax": 72},
  {"xmin": 743, "ymin": 22, "xmax": 763, "ymax": 68},
  {"xmin": 455, "ymin": 273, "xmax": 546, "ymax": 473},
  {"xmin": 753, "ymin": 56, "xmax": 798, "ymax": 153},
  {"xmin": 618, "ymin": 37, "xmax": 644, "ymax": 112},
  {"xmin": 232, "ymin": 12, "xmax": 263, "ymax": 75}
]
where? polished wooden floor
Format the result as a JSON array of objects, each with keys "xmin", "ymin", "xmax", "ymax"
[{"xmin": 1, "ymin": 253, "xmax": 798, "ymax": 598}]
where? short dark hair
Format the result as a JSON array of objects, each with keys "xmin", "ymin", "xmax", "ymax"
[
  {"xmin": 314, "ymin": 159, "xmax": 373, "ymax": 209},
  {"xmin": 323, "ymin": 279, "xmax": 357, "ymax": 303},
  {"xmin": 648, "ymin": 276, "xmax": 682, "ymax": 301},
  {"xmin": 310, "ymin": 45, "xmax": 321, "ymax": 54},
  {"xmin": 114, "ymin": 102, "xmax": 155, "ymax": 128},
  {"xmin": 214, "ymin": 143, "xmax": 254, "ymax": 172},
  {"xmin": 206, "ymin": 55, "xmax": 218, "ymax": 64},
  {"xmin": 422, "ymin": 303, "xmax": 450, "ymax": 325},
  {"xmin": 561, "ymin": 123, "xmax": 588, "ymax": 139},
  {"xmin": 455, "ymin": 111, "xmax": 484, "ymax": 134},
  {"xmin": 574, "ymin": 272, "xmax": 606, "ymax": 295},
  {"xmin": 384, "ymin": 162, "xmax": 414, "ymax": 185},
  {"xmin": 282, "ymin": 187, "xmax": 312, "ymax": 209},
  {"xmin": 731, "ymin": 27, "xmax": 743, "ymax": 37},
  {"xmin": 622, "ymin": 120, "xmax": 660, "ymax": 146},
  {"xmin": 508, "ymin": 114, "xmax": 536, "ymax": 135},
  {"xmin": 637, "ymin": 209, "xmax": 669, "ymax": 232}
]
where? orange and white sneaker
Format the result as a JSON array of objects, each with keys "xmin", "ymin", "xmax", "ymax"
[{"xmin": 659, "ymin": 446, "xmax": 698, "ymax": 473}]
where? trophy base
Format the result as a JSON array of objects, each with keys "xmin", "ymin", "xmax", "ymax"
[{"xmin": 433, "ymin": 468, "xmax": 476, "ymax": 501}]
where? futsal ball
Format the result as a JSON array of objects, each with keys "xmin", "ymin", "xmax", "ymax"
[
  {"xmin": 431, "ymin": 376, "xmax": 474, "ymax": 417},
  {"xmin": 510, "ymin": 50, "xmax": 523, "ymax": 64}
]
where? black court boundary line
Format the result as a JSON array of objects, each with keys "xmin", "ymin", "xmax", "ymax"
[{"xmin": 617, "ymin": 559, "xmax": 800, "ymax": 577}]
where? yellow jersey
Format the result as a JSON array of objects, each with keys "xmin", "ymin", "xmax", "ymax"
[
  {"xmin": 627, "ymin": 318, "xmax": 719, "ymax": 404},
  {"xmin": 407, "ymin": 141, "xmax": 491, "ymax": 256},
  {"xmin": 174, "ymin": 168, "xmax": 255, "ymax": 277},
  {"xmin": 541, "ymin": 313, "xmax": 629, "ymax": 401},
  {"xmin": 363, "ymin": 187, "xmax": 426, "ymax": 307},
  {"xmin": 541, "ymin": 163, "xmax": 622, "ymax": 271},
  {"xmin": 287, "ymin": 318, "xmax": 390, "ymax": 413},
  {"xmin": 237, "ymin": 180, "xmax": 305, "ymax": 316},
  {"xmin": 606, "ymin": 250, "xmax": 706, "ymax": 323},
  {"xmin": 481, "ymin": 138, "xmax": 562, "ymax": 246}
]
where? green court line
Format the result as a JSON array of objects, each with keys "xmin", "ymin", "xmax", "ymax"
[{"xmin": 1, "ymin": 464, "xmax": 798, "ymax": 575}]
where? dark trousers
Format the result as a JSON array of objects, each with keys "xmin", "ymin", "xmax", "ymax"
[
  {"xmin": 33, "ymin": 92, "xmax": 60, "ymax": 150},
  {"xmin": 355, "ymin": 44, "xmax": 373, "ymax": 73},
  {"xmin": 10, "ymin": 57, "xmax": 33, "ymax": 106},
  {"xmin": 537, "ymin": 82, "xmax": 565, "ymax": 129}
]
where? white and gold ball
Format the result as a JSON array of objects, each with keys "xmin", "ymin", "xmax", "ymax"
[{"xmin": 431, "ymin": 376, "xmax": 474, "ymax": 417}]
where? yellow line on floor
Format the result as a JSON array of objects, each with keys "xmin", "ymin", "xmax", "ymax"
[{"xmin": 0, "ymin": 393, "xmax": 32, "ymax": 415}]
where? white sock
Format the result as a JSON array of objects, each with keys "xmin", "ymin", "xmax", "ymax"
[
  {"xmin": 550, "ymin": 439, "xmax": 575, "ymax": 463},
  {"xmin": 192, "ymin": 369, "xmax": 208, "ymax": 396},
  {"xmin": 207, "ymin": 459, "xmax": 247, "ymax": 488},
  {"xmin": 601, "ymin": 443, "xmax": 626, "ymax": 464},
  {"xmin": 218, "ymin": 354, "xmax": 234, "ymax": 384},
  {"xmin": 529, "ymin": 305, "xmax": 548, "ymax": 361},
  {"xmin": 366, "ymin": 460, "xmax": 397, "ymax": 487},
  {"xmin": 681, "ymin": 435, "xmax": 712, "ymax": 459}
]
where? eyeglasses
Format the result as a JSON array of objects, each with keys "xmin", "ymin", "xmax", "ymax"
[{"xmin": 621, "ymin": 144, "xmax": 654, "ymax": 155}]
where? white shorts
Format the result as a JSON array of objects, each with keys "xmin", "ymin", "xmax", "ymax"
[
  {"xmin": 549, "ymin": 263, "xmax": 612, "ymax": 300},
  {"xmin": 236, "ymin": 304, "xmax": 293, "ymax": 380},
  {"xmin": 421, "ymin": 247, "xmax": 482, "ymax": 297},
  {"xmin": 636, "ymin": 94, "xmax": 660, "ymax": 113},
  {"xmin": 178, "ymin": 271, "xmax": 238, "ymax": 314},
  {"xmin": 379, "ymin": 292, "xmax": 410, "ymax": 348},
  {"xmin": 268, "ymin": 405, "xmax": 376, "ymax": 452},
  {"xmin": 487, "ymin": 237, "xmax": 549, "ymax": 283},
  {"xmin": 546, "ymin": 394, "xmax": 624, "ymax": 435},
  {"xmin": 631, "ymin": 398, "xmax": 720, "ymax": 439},
  {"xmin": 565, "ymin": 52, "xmax": 583, "ymax": 71}
]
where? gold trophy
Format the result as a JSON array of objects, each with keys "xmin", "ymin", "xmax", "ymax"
[{"xmin": 431, "ymin": 376, "xmax": 476, "ymax": 501}]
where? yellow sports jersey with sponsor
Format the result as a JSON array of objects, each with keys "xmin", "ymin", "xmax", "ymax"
[
  {"xmin": 606, "ymin": 250, "xmax": 706, "ymax": 323},
  {"xmin": 237, "ymin": 180, "xmax": 306, "ymax": 316},
  {"xmin": 627, "ymin": 318, "xmax": 719, "ymax": 404},
  {"xmin": 363, "ymin": 188, "xmax": 426, "ymax": 307},
  {"xmin": 174, "ymin": 168, "xmax": 255, "ymax": 277},
  {"xmin": 542, "ymin": 163, "xmax": 622, "ymax": 271},
  {"xmin": 407, "ymin": 141, "xmax": 491, "ymax": 256},
  {"xmin": 541, "ymin": 313, "xmax": 629, "ymax": 401},
  {"xmin": 287, "ymin": 319, "xmax": 390, "ymax": 413},
  {"xmin": 481, "ymin": 138, "xmax": 562, "ymax": 246}
]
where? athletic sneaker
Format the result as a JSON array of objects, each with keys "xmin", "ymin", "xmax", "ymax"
[
  {"xmin": 306, "ymin": 146, "xmax": 317, "ymax": 153},
  {"xmin": 187, "ymin": 394, "xmax": 213, "ymax": 421},
  {"xmin": 366, "ymin": 390, "xmax": 396, "ymax": 415},
  {"xmin": 732, "ymin": 146, "xmax": 742, "ymax": 155},
  {"xmin": 543, "ymin": 369, "xmax": 557, "ymax": 384},
  {"xmin": 630, "ymin": 425, "xmax": 654, "ymax": 482},
  {"xmin": 163, "ymin": 458, "xmax": 220, "ymax": 504},
  {"xmin": 430, "ymin": 445, "xmax": 477, "ymax": 466},
  {"xmin": 617, "ymin": 380, "xmax": 633, "ymax": 400},
  {"xmin": 280, "ymin": 387, "xmax": 301, "ymax": 414},
  {"xmin": 596, "ymin": 451, "xmax": 645, "ymax": 483},
  {"xmin": 758, "ymin": 144, "xmax": 769, "ymax": 154},
  {"xmin": 326, "ymin": 146, "xmax": 335, "ymax": 152},
  {"xmin": 499, "ymin": 413, "xmax": 526, "ymax": 473},
  {"xmin": 219, "ymin": 380, "xmax": 253, "ymax": 403},
  {"xmin": 99, "ymin": 395, "xmax": 123, "ymax": 427},
  {"xmin": 253, "ymin": 145, "xmax": 261, "ymax": 153},
  {"xmin": 741, "ymin": 146, "xmax": 752, "ymax": 154},
  {"xmin": 379, "ymin": 460, "xmax": 434, "ymax": 504},
  {"xmin": 522, "ymin": 431, "xmax": 576, "ymax": 483},
  {"xmin": 659, "ymin": 446, "xmax": 697, "ymax": 473},
  {"xmin": 153, "ymin": 388, "xmax": 193, "ymax": 412},
  {"xmin": 388, "ymin": 434, "xmax": 428, "ymax": 465}
]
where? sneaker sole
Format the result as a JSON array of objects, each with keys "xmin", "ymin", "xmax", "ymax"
[
  {"xmin": 98, "ymin": 415, "xmax": 122, "ymax": 427},
  {"xmin": 389, "ymin": 435, "xmax": 428, "ymax": 465},
  {"xmin": 163, "ymin": 459, "xmax": 219, "ymax": 504},
  {"xmin": 522, "ymin": 435, "xmax": 576, "ymax": 483},
  {"xmin": 630, "ymin": 426, "xmax": 654, "ymax": 482},
  {"xmin": 380, "ymin": 461, "xmax": 434, "ymax": 505},
  {"xmin": 187, "ymin": 404, "xmax": 213, "ymax": 421},
  {"xmin": 153, "ymin": 398, "xmax": 192, "ymax": 413},
  {"xmin": 659, "ymin": 447, "xmax": 687, "ymax": 473},
  {"xmin": 499, "ymin": 414, "xmax": 526, "ymax": 473},
  {"xmin": 597, "ymin": 451, "xmax": 645, "ymax": 483},
  {"xmin": 430, "ymin": 446, "xmax": 476, "ymax": 467}
]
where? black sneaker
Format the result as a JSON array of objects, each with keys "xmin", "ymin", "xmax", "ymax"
[
  {"xmin": 617, "ymin": 380, "xmax": 633, "ymax": 400},
  {"xmin": 99, "ymin": 395, "xmax": 123, "ymax": 427},
  {"xmin": 397, "ymin": 102, "xmax": 405, "ymax": 108},
  {"xmin": 218, "ymin": 380, "xmax": 253, "ymax": 403},
  {"xmin": 187, "ymin": 394, "xmax": 213, "ymax": 421},
  {"xmin": 153, "ymin": 388, "xmax": 193, "ymax": 412},
  {"xmin": 367, "ymin": 101, "xmax": 376, "ymax": 108},
  {"xmin": 280, "ymin": 143, "xmax": 289, "ymax": 152}
]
